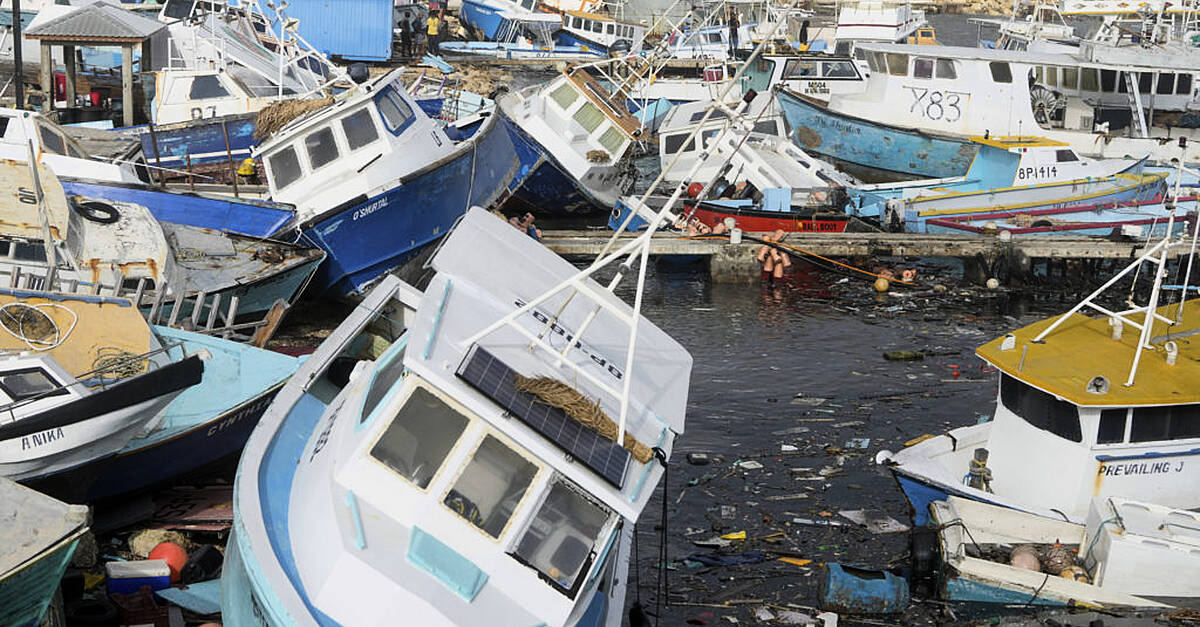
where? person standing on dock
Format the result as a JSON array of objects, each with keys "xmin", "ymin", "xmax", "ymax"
[
  {"xmin": 427, "ymin": 11, "xmax": 442, "ymax": 56},
  {"xmin": 399, "ymin": 13, "xmax": 413, "ymax": 58},
  {"xmin": 727, "ymin": 7, "xmax": 740, "ymax": 57}
]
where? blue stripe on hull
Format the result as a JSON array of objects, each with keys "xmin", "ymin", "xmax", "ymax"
[
  {"xmin": 459, "ymin": 0, "xmax": 506, "ymax": 39},
  {"xmin": 499, "ymin": 112, "xmax": 605, "ymax": 215},
  {"xmin": 894, "ymin": 473, "xmax": 951, "ymax": 527},
  {"xmin": 60, "ymin": 180, "xmax": 294, "ymax": 238},
  {"xmin": 0, "ymin": 537, "xmax": 80, "ymax": 627},
  {"xmin": 775, "ymin": 89, "xmax": 975, "ymax": 180},
  {"xmin": 139, "ymin": 115, "xmax": 258, "ymax": 167},
  {"xmin": 303, "ymin": 114, "xmax": 523, "ymax": 298},
  {"xmin": 944, "ymin": 576, "xmax": 1065, "ymax": 606}
]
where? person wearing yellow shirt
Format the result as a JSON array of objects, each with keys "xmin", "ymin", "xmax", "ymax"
[{"xmin": 426, "ymin": 12, "xmax": 441, "ymax": 56}]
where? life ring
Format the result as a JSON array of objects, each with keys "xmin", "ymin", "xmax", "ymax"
[{"xmin": 74, "ymin": 201, "xmax": 120, "ymax": 224}]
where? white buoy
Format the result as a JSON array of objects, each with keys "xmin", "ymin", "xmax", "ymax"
[
  {"xmin": 986, "ymin": 278, "xmax": 1000, "ymax": 289},
  {"xmin": 874, "ymin": 278, "xmax": 889, "ymax": 293}
]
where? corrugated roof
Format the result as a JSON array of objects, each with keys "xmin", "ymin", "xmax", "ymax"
[{"xmin": 25, "ymin": 1, "xmax": 165, "ymax": 42}]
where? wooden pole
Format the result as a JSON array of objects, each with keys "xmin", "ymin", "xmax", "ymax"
[
  {"xmin": 221, "ymin": 119, "xmax": 239, "ymax": 198},
  {"xmin": 186, "ymin": 154, "xmax": 194, "ymax": 192},
  {"xmin": 63, "ymin": 44, "xmax": 75, "ymax": 107},
  {"xmin": 12, "ymin": 0, "xmax": 22, "ymax": 108},
  {"xmin": 39, "ymin": 42, "xmax": 52, "ymax": 111},
  {"xmin": 146, "ymin": 121, "xmax": 164, "ymax": 187},
  {"xmin": 121, "ymin": 43, "xmax": 133, "ymax": 127}
]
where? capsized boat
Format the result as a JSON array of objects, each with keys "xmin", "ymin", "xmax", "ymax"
[
  {"xmin": 0, "ymin": 159, "xmax": 323, "ymax": 321},
  {"xmin": 878, "ymin": 215, "xmax": 1200, "ymax": 524},
  {"xmin": 222, "ymin": 207, "xmax": 691, "ymax": 625},
  {"xmin": 0, "ymin": 288, "xmax": 204, "ymax": 483},
  {"xmin": 0, "ymin": 477, "xmax": 88, "ymax": 627},
  {"xmin": 498, "ymin": 61, "xmax": 642, "ymax": 215},
  {"xmin": 927, "ymin": 495, "xmax": 1200, "ymax": 608},
  {"xmin": 441, "ymin": 13, "xmax": 605, "ymax": 61},
  {"xmin": 255, "ymin": 68, "xmax": 526, "ymax": 298},
  {"xmin": 850, "ymin": 136, "xmax": 1169, "ymax": 234}
]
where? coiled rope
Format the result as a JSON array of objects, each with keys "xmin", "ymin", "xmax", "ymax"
[{"xmin": 0, "ymin": 302, "xmax": 78, "ymax": 351}]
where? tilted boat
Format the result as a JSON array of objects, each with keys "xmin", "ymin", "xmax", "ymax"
[
  {"xmin": 879, "ymin": 213, "xmax": 1200, "ymax": 524},
  {"xmin": 927, "ymin": 495, "xmax": 1200, "ymax": 608},
  {"xmin": 222, "ymin": 206, "xmax": 691, "ymax": 625},
  {"xmin": 255, "ymin": 68, "xmax": 526, "ymax": 298},
  {"xmin": 851, "ymin": 136, "xmax": 1171, "ymax": 235},
  {"xmin": 0, "ymin": 288, "xmax": 203, "ymax": 483},
  {"xmin": 498, "ymin": 61, "xmax": 642, "ymax": 215},
  {"xmin": 0, "ymin": 477, "xmax": 88, "ymax": 627}
]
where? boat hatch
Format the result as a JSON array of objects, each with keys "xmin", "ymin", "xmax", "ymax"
[
  {"xmin": 374, "ymin": 84, "xmax": 416, "ymax": 136},
  {"xmin": 457, "ymin": 345, "xmax": 631, "ymax": 488},
  {"xmin": 0, "ymin": 365, "xmax": 70, "ymax": 407},
  {"xmin": 1001, "ymin": 374, "xmax": 1083, "ymax": 443},
  {"xmin": 510, "ymin": 478, "xmax": 614, "ymax": 596}
]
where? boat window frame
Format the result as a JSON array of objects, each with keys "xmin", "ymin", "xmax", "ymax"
[
  {"xmin": 438, "ymin": 428, "xmax": 543, "ymax": 543},
  {"xmin": 339, "ymin": 107, "xmax": 382, "ymax": 153},
  {"xmin": 509, "ymin": 476, "xmax": 616, "ymax": 599},
  {"xmin": 0, "ymin": 366, "xmax": 70, "ymax": 403},
  {"xmin": 374, "ymin": 85, "xmax": 416, "ymax": 137},
  {"xmin": 266, "ymin": 145, "xmax": 304, "ymax": 191},
  {"xmin": 188, "ymin": 73, "xmax": 233, "ymax": 101},
  {"xmin": 303, "ymin": 126, "xmax": 341, "ymax": 172},
  {"xmin": 366, "ymin": 379, "xmax": 473, "ymax": 493},
  {"xmin": 1129, "ymin": 404, "xmax": 1200, "ymax": 443},
  {"xmin": 1177, "ymin": 73, "xmax": 1193, "ymax": 96},
  {"xmin": 1096, "ymin": 408, "xmax": 1129, "ymax": 445},
  {"xmin": 989, "ymin": 61, "xmax": 1012, "ymax": 84},
  {"xmin": 912, "ymin": 57, "xmax": 934, "ymax": 79},
  {"xmin": 999, "ymin": 374, "xmax": 1082, "ymax": 443}
]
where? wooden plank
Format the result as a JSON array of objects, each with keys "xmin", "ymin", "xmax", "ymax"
[{"xmin": 250, "ymin": 299, "xmax": 288, "ymax": 348}]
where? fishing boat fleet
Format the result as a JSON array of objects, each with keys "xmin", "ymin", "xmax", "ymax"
[{"xmin": 7, "ymin": 0, "xmax": 1200, "ymax": 622}]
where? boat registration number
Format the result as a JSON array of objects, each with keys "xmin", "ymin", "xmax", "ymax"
[
  {"xmin": 1016, "ymin": 166, "xmax": 1059, "ymax": 181},
  {"xmin": 905, "ymin": 87, "xmax": 966, "ymax": 123}
]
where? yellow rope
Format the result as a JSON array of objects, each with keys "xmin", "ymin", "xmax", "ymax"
[{"xmin": 514, "ymin": 374, "xmax": 653, "ymax": 463}]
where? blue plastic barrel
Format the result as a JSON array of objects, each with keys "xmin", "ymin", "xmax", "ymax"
[{"xmin": 817, "ymin": 562, "xmax": 910, "ymax": 614}]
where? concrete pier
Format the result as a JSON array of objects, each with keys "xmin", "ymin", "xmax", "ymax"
[{"xmin": 540, "ymin": 230, "xmax": 1187, "ymax": 283}]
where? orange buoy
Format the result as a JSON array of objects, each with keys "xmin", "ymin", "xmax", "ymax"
[
  {"xmin": 686, "ymin": 182, "xmax": 703, "ymax": 198},
  {"xmin": 148, "ymin": 542, "xmax": 188, "ymax": 584}
]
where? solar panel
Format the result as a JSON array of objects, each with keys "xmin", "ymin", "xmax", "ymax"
[{"xmin": 457, "ymin": 346, "xmax": 629, "ymax": 488}]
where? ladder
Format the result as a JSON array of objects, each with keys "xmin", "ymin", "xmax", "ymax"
[{"xmin": 1125, "ymin": 71, "xmax": 1150, "ymax": 138}]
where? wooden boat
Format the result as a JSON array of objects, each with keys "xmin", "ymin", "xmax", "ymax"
[
  {"xmin": 879, "ymin": 215, "xmax": 1200, "ymax": 524},
  {"xmin": 928, "ymin": 496, "xmax": 1200, "ymax": 608},
  {"xmin": 0, "ymin": 477, "xmax": 88, "ymax": 627},
  {"xmin": 222, "ymin": 206, "xmax": 692, "ymax": 625}
]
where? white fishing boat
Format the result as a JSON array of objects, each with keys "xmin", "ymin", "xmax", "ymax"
[
  {"xmin": 656, "ymin": 95, "xmax": 787, "ymax": 183},
  {"xmin": 440, "ymin": 12, "xmax": 605, "ymax": 61},
  {"xmin": 0, "ymin": 477, "xmax": 88, "ymax": 627},
  {"xmin": 221, "ymin": 206, "xmax": 692, "ymax": 625},
  {"xmin": 557, "ymin": 10, "xmax": 646, "ymax": 54},
  {"xmin": 741, "ymin": 53, "xmax": 867, "ymax": 103},
  {"xmin": 498, "ymin": 61, "xmax": 642, "ymax": 214},
  {"xmin": 878, "ymin": 206, "xmax": 1200, "ymax": 524},
  {"xmin": 928, "ymin": 495, "xmax": 1200, "ymax": 608},
  {"xmin": 0, "ymin": 286, "xmax": 204, "ymax": 482},
  {"xmin": 0, "ymin": 108, "xmax": 143, "ymax": 184},
  {"xmin": 827, "ymin": 0, "xmax": 933, "ymax": 56}
]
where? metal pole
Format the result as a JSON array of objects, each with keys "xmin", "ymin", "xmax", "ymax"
[{"xmin": 12, "ymin": 0, "xmax": 22, "ymax": 108}]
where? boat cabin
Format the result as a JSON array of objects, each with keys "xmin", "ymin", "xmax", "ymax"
[
  {"xmin": 255, "ymin": 70, "xmax": 454, "ymax": 224},
  {"xmin": 558, "ymin": 11, "xmax": 645, "ymax": 51},
  {"xmin": 832, "ymin": 0, "xmax": 929, "ymax": 56},
  {"xmin": 656, "ymin": 97, "xmax": 787, "ymax": 183},
  {"xmin": 0, "ymin": 354, "xmax": 85, "ymax": 422},
  {"xmin": 530, "ymin": 71, "xmax": 638, "ymax": 166},
  {"xmin": 150, "ymin": 66, "xmax": 300, "ymax": 124},
  {"xmin": 0, "ymin": 109, "xmax": 143, "ymax": 184},
  {"xmin": 742, "ymin": 54, "xmax": 865, "ymax": 101}
]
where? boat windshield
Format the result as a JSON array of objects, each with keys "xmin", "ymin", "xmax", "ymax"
[
  {"xmin": 1000, "ymin": 374, "xmax": 1081, "ymax": 442},
  {"xmin": 512, "ymin": 478, "xmax": 612, "ymax": 596}
]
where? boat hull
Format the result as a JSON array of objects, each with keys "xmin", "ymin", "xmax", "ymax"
[
  {"xmin": 776, "ymin": 88, "xmax": 975, "ymax": 180},
  {"xmin": 459, "ymin": 0, "xmax": 507, "ymax": 39},
  {"xmin": 0, "ymin": 534, "xmax": 82, "ymax": 627},
  {"xmin": 498, "ymin": 110, "xmax": 620, "ymax": 215},
  {"xmin": 138, "ymin": 113, "xmax": 257, "ymax": 169},
  {"xmin": 300, "ymin": 112, "xmax": 523, "ymax": 298},
  {"xmin": 692, "ymin": 204, "xmax": 850, "ymax": 233}
]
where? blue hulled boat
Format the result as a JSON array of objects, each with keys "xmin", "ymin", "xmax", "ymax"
[
  {"xmin": 459, "ymin": 0, "xmax": 539, "ymax": 40},
  {"xmin": 775, "ymin": 87, "xmax": 975, "ymax": 181},
  {"xmin": 25, "ymin": 325, "xmax": 301, "ymax": 503},
  {"xmin": 0, "ymin": 478, "xmax": 88, "ymax": 627},
  {"xmin": 255, "ymin": 69, "xmax": 526, "ymax": 298}
]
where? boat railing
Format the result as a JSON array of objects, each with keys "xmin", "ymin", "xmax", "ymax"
[
  {"xmin": 0, "ymin": 339, "xmax": 188, "ymax": 425},
  {"xmin": 0, "ymin": 264, "xmax": 290, "ymax": 348},
  {"xmin": 1031, "ymin": 162, "xmax": 1200, "ymax": 386}
]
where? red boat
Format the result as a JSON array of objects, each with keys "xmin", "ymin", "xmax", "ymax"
[{"xmin": 690, "ymin": 200, "xmax": 852, "ymax": 233}]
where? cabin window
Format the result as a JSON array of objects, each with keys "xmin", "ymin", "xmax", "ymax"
[
  {"xmin": 361, "ymin": 346, "xmax": 407, "ymax": 423},
  {"xmin": 1081, "ymin": 68, "xmax": 1100, "ymax": 92},
  {"xmin": 867, "ymin": 52, "xmax": 884, "ymax": 74},
  {"xmin": 707, "ymin": 32, "xmax": 723, "ymax": 43},
  {"xmin": 662, "ymin": 133, "xmax": 694, "ymax": 154},
  {"xmin": 1055, "ymin": 149, "xmax": 1078, "ymax": 162},
  {"xmin": 267, "ymin": 147, "xmax": 303, "ymax": 190},
  {"xmin": 513, "ymin": 479, "xmax": 611, "ymax": 594},
  {"xmin": 822, "ymin": 60, "xmax": 857, "ymax": 78},
  {"xmin": 913, "ymin": 58, "xmax": 933, "ymax": 79},
  {"xmin": 606, "ymin": 23, "xmax": 614, "ymax": 34},
  {"xmin": 340, "ymin": 109, "xmax": 379, "ymax": 151},
  {"xmin": 371, "ymin": 386, "xmax": 468, "ymax": 489},
  {"xmin": 1097, "ymin": 408, "xmax": 1127, "ymax": 444},
  {"xmin": 1044, "ymin": 66, "xmax": 1058, "ymax": 88},
  {"xmin": 38, "ymin": 126, "xmax": 65, "ymax": 155},
  {"xmin": 935, "ymin": 59, "xmax": 956, "ymax": 80},
  {"xmin": 590, "ymin": 20, "xmax": 602, "ymax": 33},
  {"xmin": 11, "ymin": 240, "xmax": 45, "ymax": 262},
  {"xmin": 162, "ymin": 0, "xmax": 197, "ymax": 20},
  {"xmin": 784, "ymin": 60, "xmax": 817, "ymax": 77},
  {"xmin": 445, "ymin": 434, "xmax": 537, "ymax": 538},
  {"xmin": 753, "ymin": 120, "xmax": 777, "ymax": 134},
  {"xmin": 376, "ymin": 89, "xmax": 414, "ymax": 134},
  {"xmin": 521, "ymin": 0, "xmax": 534, "ymax": 9},
  {"xmin": 66, "ymin": 141, "xmax": 85, "ymax": 159},
  {"xmin": 571, "ymin": 16, "xmax": 581, "ymax": 28},
  {"xmin": 573, "ymin": 102, "xmax": 605, "ymax": 133},
  {"xmin": 597, "ymin": 125, "xmax": 624, "ymax": 155},
  {"xmin": 989, "ymin": 62, "xmax": 1012, "ymax": 83},
  {"xmin": 549, "ymin": 82, "xmax": 579, "ymax": 110},
  {"xmin": 1157, "ymin": 73, "xmax": 1175, "ymax": 95},
  {"xmin": 836, "ymin": 41, "xmax": 853, "ymax": 56},
  {"xmin": 1138, "ymin": 72, "xmax": 1153, "ymax": 94},
  {"xmin": 1130, "ymin": 405, "xmax": 1200, "ymax": 442},
  {"xmin": 189, "ymin": 75, "xmax": 230, "ymax": 100},
  {"xmin": 1000, "ymin": 375, "xmax": 1082, "ymax": 442},
  {"xmin": 1100, "ymin": 69, "xmax": 1117, "ymax": 92},
  {"xmin": 0, "ymin": 368, "xmax": 63, "ymax": 401},
  {"xmin": 1177, "ymin": 74, "xmax": 1193, "ymax": 95},
  {"xmin": 304, "ymin": 127, "xmax": 340, "ymax": 171},
  {"xmin": 885, "ymin": 53, "xmax": 908, "ymax": 76},
  {"xmin": 1062, "ymin": 67, "xmax": 1079, "ymax": 90}
]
